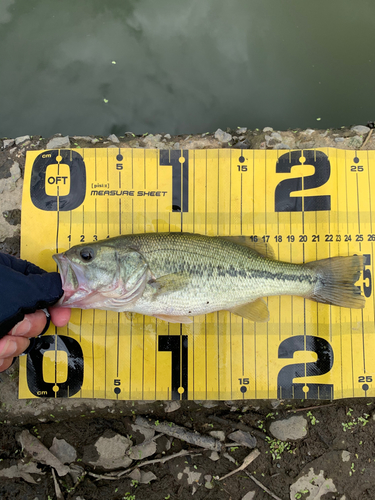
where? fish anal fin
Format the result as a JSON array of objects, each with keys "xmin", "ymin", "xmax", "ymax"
[
  {"xmin": 153, "ymin": 313, "xmax": 193, "ymax": 324},
  {"xmin": 219, "ymin": 236, "xmax": 275, "ymax": 259},
  {"xmin": 229, "ymin": 298, "xmax": 270, "ymax": 322}
]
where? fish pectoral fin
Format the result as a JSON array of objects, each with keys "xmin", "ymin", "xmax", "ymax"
[
  {"xmin": 229, "ymin": 298, "xmax": 270, "ymax": 322},
  {"xmin": 153, "ymin": 313, "xmax": 193, "ymax": 324},
  {"xmin": 219, "ymin": 236, "xmax": 275, "ymax": 260},
  {"xmin": 148, "ymin": 272, "xmax": 190, "ymax": 295}
]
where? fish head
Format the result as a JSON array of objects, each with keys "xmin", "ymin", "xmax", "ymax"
[{"xmin": 53, "ymin": 243, "xmax": 149, "ymax": 310}]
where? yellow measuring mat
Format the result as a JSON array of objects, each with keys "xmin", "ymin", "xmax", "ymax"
[{"xmin": 19, "ymin": 147, "xmax": 375, "ymax": 401}]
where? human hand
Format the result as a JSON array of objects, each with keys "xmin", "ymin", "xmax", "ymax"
[
  {"xmin": 0, "ymin": 307, "xmax": 71, "ymax": 371},
  {"xmin": 0, "ymin": 252, "xmax": 70, "ymax": 372}
]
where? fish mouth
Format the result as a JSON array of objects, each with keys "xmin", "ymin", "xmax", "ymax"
[{"xmin": 53, "ymin": 252, "xmax": 89, "ymax": 306}]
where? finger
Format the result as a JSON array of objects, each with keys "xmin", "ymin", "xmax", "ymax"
[
  {"xmin": 0, "ymin": 336, "xmax": 30, "ymax": 359},
  {"xmin": 0, "ymin": 357, "xmax": 16, "ymax": 373},
  {"xmin": 9, "ymin": 310, "xmax": 48, "ymax": 338},
  {"xmin": 49, "ymin": 307, "xmax": 71, "ymax": 327}
]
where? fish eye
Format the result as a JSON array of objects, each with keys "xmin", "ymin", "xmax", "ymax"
[{"xmin": 79, "ymin": 248, "xmax": 95, "ymax": 262}]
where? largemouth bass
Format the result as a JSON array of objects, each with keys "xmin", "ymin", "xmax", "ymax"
[{"xmin": 53, "ymin": 233, "xmax": 365, "ymax": 323}]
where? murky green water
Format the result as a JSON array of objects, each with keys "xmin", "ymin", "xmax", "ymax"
[{"xmin": 1, "ymin": 0, "xmax": 374, "ymax": 137}]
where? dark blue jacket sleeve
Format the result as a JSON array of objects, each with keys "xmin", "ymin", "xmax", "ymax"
[{"xmin": 0, "ymin": 253, "xmax": 63, "ymax": 337}]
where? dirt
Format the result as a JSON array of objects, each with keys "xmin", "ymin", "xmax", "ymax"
[{"xmin": 0, "ymin": 399, "xmax": 375, "ymax": 500}]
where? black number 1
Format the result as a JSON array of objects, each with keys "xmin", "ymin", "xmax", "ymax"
[
  {"xmin": 158, "ymin": 335, "xmax": 188, "ymax": 399},
  {"xmin": 160, "ymin": 150, "xmax": 189, "ymax": 212}
]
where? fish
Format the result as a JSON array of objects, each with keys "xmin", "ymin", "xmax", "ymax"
[{"xmin": 52, "ymin": 232, "xmax": 365, "ymax": 323}]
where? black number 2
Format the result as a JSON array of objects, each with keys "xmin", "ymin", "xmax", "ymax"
[
  {"xmin": 275, "ymin": 150, "xmax": 331, "ymax": 212},
  {"xmin": 277, "ymin": 335, "xmax": 334, "ymax": 399}
]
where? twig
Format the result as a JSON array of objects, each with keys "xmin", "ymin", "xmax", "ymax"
[
  {"xmin": 287, "ymin": 403, "xmax": 335, "ymax": 413},
  {"xmin": 245, "ymin": 471, "xmax": 284, "ymax": 500},
  {"xmin": 218, "ymin": 449, "xmax": 260, "ymax": 481},
  {"xmin": 361, "ymin": 128, "xmax": 373, "ymax": 149},
  {"xmin": 117, "ymin": 449, "xmax": 202, "ymax": 478},
  {"xmin": 87, "ymin": 449, "xmax": 202, "ymax": 481},
  {"xmin": 51, "ymin": 469, "xmax": 64, "ymax": 500},
  {"xmin": 88, "ymin": 471, "xmax": 118, "ymax": 481},
  {"xmin": 208, "ymin": 415, "xmax": 266, "ymax": 441},
  {"xmin": 135, "ymin": 416, "xmax": 222, "ymax": 451}
]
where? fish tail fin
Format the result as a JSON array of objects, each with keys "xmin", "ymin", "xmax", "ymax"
[{"xmin": 305, "ymin": 255, "xmax": 365, "ymax": 309}]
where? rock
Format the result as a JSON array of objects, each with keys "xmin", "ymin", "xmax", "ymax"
[
  {"xmin": 295, "ymin": 450, "xmax": 375, "ymax": 499},
  {"xmin": 209, "ymin": 451, "xmax": 220, "ymax": 461},
  {"xmin": 334, "ymin": 137, "xmax": 345, "ymax": 142},
  {"xmin": 0, "ymin": 161, "xmax": 21, "ymax": 194},
  {"xmin": 143, "ymin": 134, "xmax": 164, "ymax": 148},
  {"xmin": 347, "ymin": 135, "xmax": 363, "ymax": 148},
  {"xmin": 15, "ymin": 135, "xmax": 30, "ymax": 145},
  {"xmin": 108, "ymin": 134, "xmax": 120, "ymax": 143},
  {"xmin": 129, "ymin": 439, "xmax": 157, "ymax": 460},
  {"xmin": 270, "ymin": 400, "xmax": 281, "ymax": 409},
  {"xmin": 83, "ymin": 432, "xmax": 132, "ymax": 469},
  {"xmin": 168, "ymin": 456, "xmax": 204, "ymax": 495},
  {"xmin": 236, "ymin": 127, "xmax": 247, "ymax": 134},
  {"xmin": 270, "ymin": 132, "xmax": 282, "ymax": 142},
  {"xmin": 228, "ymin": 430, "xmax": 256, "ymax": 448},
  {"xmin": 164, "ymin": 133, "xmax": 171, "ymax": 139},
  {"xmin": 274, "ymin": 143, "xmax": 291, "ymax": 149},
  {"xmin": 263, "ymin": 127, "xmax": 273, "ymax": 132},
  {"xmin": 341, "ymin": 450, "xmax": 350, "ymax": 462},
  {"xmin": 296, "ymin": 140, "xmax": 315, "ymax": 149},
  {"xmin": 2, "ymin": 139, "xmax": 14, "ymax": 148},
  {"xmin": 173, "ymin": 142, "xmax": 180, "ymax": 149},
  {"xmin": 195, "ymin": 400, "xmax": 218, "ymax": 409},
  {"xmin": 290, "ymin": 468, "xmax": 337, "ymax": 500},
  {"xmin": 242, "ymin": 492, "xmax": 256, "ymax": 500},
  {"xmin": 269, "ymin": 416, "xmax": 307, "ymax": 441},
  {"xmin": 129, "ymin": 469, "xmax": 156, "ymax": 484},
  {"xmin": 18, "ymin": 430, "xmax": 70, "ymax": 477},
  {"xmin": 205, "ymin": 481, "xmax": 214, "ymax": 489},
  {"xmin": 303, "ymin": 128, "xmax": 315, "ymax": 135},
  {"xmin": 209, "ymin": 430, "xmax": 225, "ymax": 442},
  {"xmin": 0, "ymin": 461, "xmax": 45, "ymax": 484},
  {"xmin": 91, "ymin": 138, "xmax": 99, "ymax": 144},
  {"xmin": 351, "ymin": 125, "xmax": 370, "ymax": 135},
  {"xmin": 46, "ymin": 136, "xmax": 70, "ymax": 149},
  {"xmin": 131, "ymin": 423, "xmax": 155, "ymax": 441},
  {"xmin": 214, "ymin": 128, "xmax": 232, "ymax": 142},
  {"xmin": 164, "ymin": 401, "xmax": 181, "ymax": 413},
  {"xmin": 2, "ymin": 209, "xmax": 21, "ymax": 226},
  {"xmin": 233, "ymin": 140, "xmax": 250, "ymax": 149},
  {"xmin": 73, "ymin": 136, "xmax": 97, "ymax": 143},
  {"xmin": 49, "ymin": 437, "xmax": 77, "ymax": 464}
]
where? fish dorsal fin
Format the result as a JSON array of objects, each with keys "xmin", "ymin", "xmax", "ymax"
[
  {"xmin": 219, "ymin": 236, "xmax": 275, "ymax": 259},
  {"xmin": 148, "ymin": 272, "xmax": 190, "ymax": 295},
  {"xmin": 228, "ymin": 298, "xmax": 270, "ymax": 322}
]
